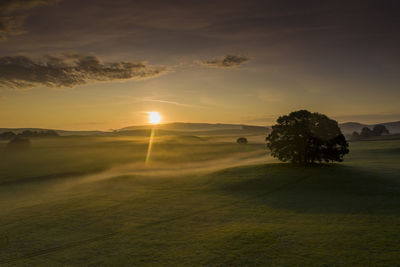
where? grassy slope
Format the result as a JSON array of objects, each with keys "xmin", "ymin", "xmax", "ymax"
[{"xmin": 0, "ymin": 140, "xmax": 399, "ymax": 266}]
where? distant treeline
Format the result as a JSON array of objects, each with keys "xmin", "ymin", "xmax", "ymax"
[
  {"xmin": 351, "ymin": 125, "xmax": 389, "ymax": 140},
  {"xmin": 0, "ymin": 130, "xmax": 59, "ymax": 140}
]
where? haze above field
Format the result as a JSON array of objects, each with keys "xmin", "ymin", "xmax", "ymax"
[
  {"xmin": 1, "ymin": 121, "xmax": 400, "ymax": 137},
  {"xmin": 1, "ymin": 0, "xmax": 400, "ymax": 130},
  {"xmin": 1, "ymin": 132, "xmax": 400, "ymax": 265}
]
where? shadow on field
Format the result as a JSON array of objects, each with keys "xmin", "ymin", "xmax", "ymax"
[{"xmin": 210, "ymin": 163, "xmax": 400, "ymax": 215}]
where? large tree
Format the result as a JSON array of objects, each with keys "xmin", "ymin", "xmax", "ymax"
[{"xmin": 266, "ymin": 110, "xmax": 349, "ymax": 164}]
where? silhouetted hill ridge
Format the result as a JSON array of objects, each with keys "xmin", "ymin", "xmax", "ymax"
[
  {"xmin": 1, "ymin": 121, "xmax": 399, "ymax": 136},
  {"xmin": 339, "ymin": 121, "xmax": 400, "ymax": 134}
]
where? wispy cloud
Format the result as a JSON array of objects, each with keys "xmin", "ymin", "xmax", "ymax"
[
  {"xmin": 138, "ymin": 98, "xmax": 207, "ymax": 108},
  {"xmin": 0, "ymin": 53, "xmax": 168, "ymax": 89},
  {"xmin": 0, "ymin": 0, "xmax": 60, "ymax": 40},
  {"xmin": 198, "ymin": 55, "xmax": 250, "ymax": 69},
  {"xmin": 117, "ymin": 96, "xmax": 209, "ymax": 109}
]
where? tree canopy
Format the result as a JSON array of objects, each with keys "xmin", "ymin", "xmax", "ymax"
[
  {"xmin": 236, "ymin": 137, "xmax": 248, "ymax": 144},
  {"xmin": 372, "ymin": 125, "xmax": 390, "ymax": 136},
  {"xmin": 351, "ymin": 124, "xmax": 390, "ymax": 140},
  {"xmin": 0, "ymin": 130, "xmax": 59, "ymax": 140},
  {"xmin": 360, "ymin": 127, "xmax": 373, "ymax": 138},
  {"xmin": 266, "ymin": 110, "xmax": 349, "ymax": 165}
]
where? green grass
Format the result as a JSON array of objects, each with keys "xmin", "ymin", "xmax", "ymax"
[{"xmin": 0, "ymin": 138, "xmax": 399, "ymax": 266}]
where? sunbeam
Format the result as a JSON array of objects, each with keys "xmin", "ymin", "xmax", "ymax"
[{"xmin": 145, "ymin": 127, "xmax": 156, "ymax": 165}]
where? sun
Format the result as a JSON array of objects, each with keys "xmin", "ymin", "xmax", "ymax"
[{"xmin": 148, "ymin": 111, "xmax": 162, "ymax": 124}]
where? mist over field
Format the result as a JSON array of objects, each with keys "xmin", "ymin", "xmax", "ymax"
[
  {"xmin": 1, "ymin": 129, "xmax": 400, "ymax": 265},
  {"xmin": 1, "ymin": 0, "xmax": 400, "ymax": 265}
]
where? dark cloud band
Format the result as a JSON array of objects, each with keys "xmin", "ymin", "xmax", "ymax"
[
  {"xmin": 0, "ymin": 53, "xmax": 168, "ymax": 89},
  {"xmin": 199, "ymin": 55, "xmax": 250, "ymax": 68}
]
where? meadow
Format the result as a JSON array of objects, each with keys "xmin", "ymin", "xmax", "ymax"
[{"xmin": 0, "ymin": 136, "xmax": 400, "ymax": 266}]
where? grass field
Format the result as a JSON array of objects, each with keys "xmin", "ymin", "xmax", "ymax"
[{"xmin": 0, "ymin": 137, "xmax": 400, "ymax": 266}]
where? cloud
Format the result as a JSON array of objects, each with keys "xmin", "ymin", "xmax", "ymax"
[
  {"xmin": 0, "ymin": 0, "xmax": 59, "ymax": 40},
  {"xmin": 134, "ymin": 98, "xmax": 209, "ymax": 109},
  {"xmin": 0, "ymin": 53, "xmax": 168, "ymax": 89},
  {"xmin": 198, "ymin": 55, "xmax": 250, "ymax": 69}
]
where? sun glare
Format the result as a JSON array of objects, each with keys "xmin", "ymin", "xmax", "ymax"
[{"xmin": 148, "ymin": 112, "xmax": 162, "ymax": 124}]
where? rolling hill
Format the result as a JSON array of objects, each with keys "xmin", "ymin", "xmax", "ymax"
[
  {"xmin": 1, "ymin": 121, "xmax": 399, "ymax": 137},
  {"xmin": 339, "ymin": 121, "xmax": 400, "ymax": 135},
  {"xmin": 0, "ymin": 128, "xmax": 105, "ymax": 136}
]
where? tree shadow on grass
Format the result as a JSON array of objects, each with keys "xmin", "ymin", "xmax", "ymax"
[{"xmin": 209, "ymin": 163, "xmax": 400, "ymax": 215}]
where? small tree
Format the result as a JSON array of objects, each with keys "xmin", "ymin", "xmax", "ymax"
[
  {"xmin": 0, "ymin": 131, "xmax": 16, "ymax": 140},
  {"xmin": 360, "ymin": 127, "xmax": 372, "ymax": 138},
  {"xmin": 351, "ymin": 131, "xmax": 360, "ymax": 141},
  {"xmin": 372, "ymin": 124, "xmax": 389, "ymax": 136},
  {"xmin": 266, "ymin": 110, "xmax": 349, "ymax": 165},
  {"xmin": 237, "ymin": 137, "xmax": 248, "ymax": 144}
]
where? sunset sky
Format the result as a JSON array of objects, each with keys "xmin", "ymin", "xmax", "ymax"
[{"xmin": 0, "ymin": 0, "xmax": 399, "ymax": 130}]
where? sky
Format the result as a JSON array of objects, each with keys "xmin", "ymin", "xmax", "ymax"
[{"xmin": 0, "ymin": 0, "xmax": 399, "ymax": 130}]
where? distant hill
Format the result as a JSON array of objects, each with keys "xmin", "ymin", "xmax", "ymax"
[
  {"xmin": 120, "ymin": 122, "xmax": 245, "ymax": 132},
  {"xmin": 339, "ymin": 121, "xmax": 400, "ymax": 135},
  {"xmin": 120, "ymin": 121, "xmax": 400, "ymax": 135},
  {"xmin": 1, "ymin": 121, "xmax": 399, "ymax": 137},
  {"xmin": 380, "ymin": 121, "xmax": 400, "ymax": 134},
  {"xmin": 115, "ymin": 127, "xmax": 269, "ymax": 137},
  {"xmin": 118, "ymin": 122, "xmax": 269, "ymax": 134},
  {"xmin": 0, "ymin": 128, "xmax": 105, "ymax": 136},
  {"xmin": 0, "ymin": 123, "xmax": 269, "ymax": 138},
  {"xmin": 338, "ymin": 122, "xmax": 368, "ymax": 135}
]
